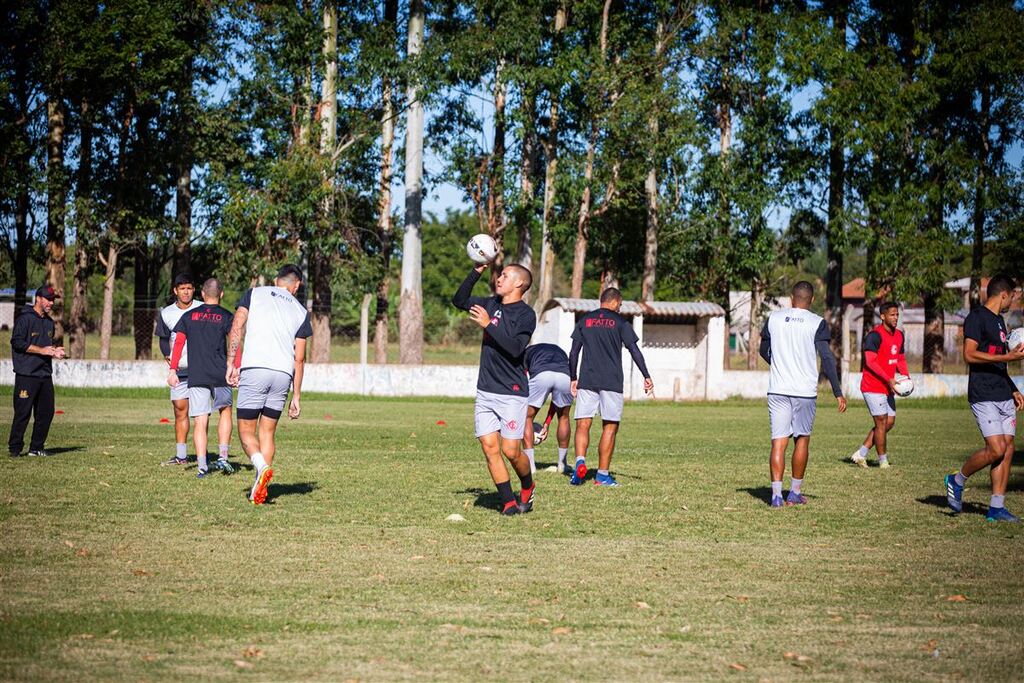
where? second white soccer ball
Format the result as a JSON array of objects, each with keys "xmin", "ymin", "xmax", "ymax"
[
  {"xmin": 466, "ymin": 233, "xmax": 498, "ymax": 264},
  {"xmin": 894, "ymin": 374, "xmax": 914, "ymax": 397},
  {"xmin": 1008, "ymin": 327, "xmax": 1024, "ymax": 351}
]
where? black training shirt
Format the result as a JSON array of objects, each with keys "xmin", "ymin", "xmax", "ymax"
[
  {"xmin": 526, "ymin": 343, "xmax": 570, "ymax": 377},
  {"xmin": 452, "ymin": 269, "xmax": 536, "ymax": 397},
  {"xmin": 172, "ymin": 303, "xmax": 234, "ymax": 389},
  {"xmin": 571, "ymin": 309, "xmax": 642, "ymax": 392},
  {"xmin": 10, "ymin": 305, "xmax": 55, "ymax": 377},
  {"xmin": 963, "ymin": 306, "xmax": 1018, "ymax": 404}
]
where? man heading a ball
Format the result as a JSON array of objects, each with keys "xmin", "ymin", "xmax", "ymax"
[
  {"xmin": 452, "ymin": 248, "xmax": 537, "ymax": 516},
  {"xmin": 945, "ymin": 275, "xmax": 1024, "ymax": 522},
  {"xmin": 851, "ymin": 301, "xmax": 908, "ymax": 469}
]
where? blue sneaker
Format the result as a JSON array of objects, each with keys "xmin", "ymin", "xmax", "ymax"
[
  {"xmin": 196, "ymin": 468, "xmax": 209, "ymax": 479},
  {"xmin": 770, "ymin": 496, "xmax": 783, "ymax": 508},
  {"xmin": 569, "ymin": 460, "xmax": 587, "ymax": 486},
  {"xmin": 986, "ymin": 507, "xmax": 1020, "ymax": 523},
  {"xmin": 785, "ymin": 491, "xmax": 807, "ymax": 506},
  {"xmin": 594, "ymin": 472, "xmax": 619, "ymax": 487},
  {"xmin": 945, "ymin": 474, "xmax": 963, "ymax": 513}
]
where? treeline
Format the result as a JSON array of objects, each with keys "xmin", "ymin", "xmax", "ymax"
[{"xmin": 2, "ymin": 1, "xmax": 1023, "ymax": 371}]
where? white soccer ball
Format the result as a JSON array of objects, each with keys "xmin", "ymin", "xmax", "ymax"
[
  {"xmin": 894, "ymin": 374, "xmax": 914, "ymax": 398},
  {"xmin": 466, "ymin": 233, "xmax": 498, "ymax": 264},
  {"xmin": 532, "ymin": 422, "xmax": 546, "ymax": 445},
  {"xmin": 1009, "ymin": 327, "xmax": 1024, "ymax": 351}
]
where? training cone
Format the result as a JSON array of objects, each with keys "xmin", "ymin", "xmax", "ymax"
[{"xmin": 159, "ymin": 417, "xmax": 170, "ymax": 424}]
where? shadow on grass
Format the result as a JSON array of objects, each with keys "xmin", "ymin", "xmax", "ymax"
[
  {"xmin": 736, "ymin": 486, "xmax": 816, "ymax": 504},
  {"xmin": 456, "ymin": 487, "xmax": 502, "ymax": 511},
  {"xmin": 44, "ymin": 446, "xmax": 85, "ymax": 456},
  {"xmin": 916, "ymin": 494, "xmax": 987, "ymax": 516},
  {"xmin": 265, "ymin": 481, "xmax": 317, "ymax": 503},
  {"xmin": 840, "ymin": 455, "xmax": 882, "ymax": 468}
]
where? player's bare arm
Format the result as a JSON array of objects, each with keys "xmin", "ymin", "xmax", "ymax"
[
  {"xmin": 24, "ymin": 344, "xmax": 65, "ymax": 359},
  {"xmin": 289, "ymin": 337, "xmax": 307, "ymax": 419},
  {"xmin": 964, "ymin": 338, "xmax": 1024, "ymax": 364},
  {"xmin": 226, "ymin": 306, "xmax": 249, "ymax": 386}
]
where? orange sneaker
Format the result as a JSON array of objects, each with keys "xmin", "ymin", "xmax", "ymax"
[{"xmin": 250, "ymin": 467, "xmax": 274, "ymax": 505}]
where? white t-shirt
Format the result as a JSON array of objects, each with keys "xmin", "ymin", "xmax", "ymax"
[
  {"xmin": 237, "ymin": 287, "xmax": 313, "ymax": 376},
  {"xmin": 156, "ymin": 300, "xmax": 202, "ymax": 371},
  {"xmin": 765, "ymin": 308, "xmax": 828, "ymax": 398}
]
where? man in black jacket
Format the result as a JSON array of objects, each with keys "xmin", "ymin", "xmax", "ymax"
[{"xmin": 8, "ymin": 285, "xmax": 64, "ymax": 457}]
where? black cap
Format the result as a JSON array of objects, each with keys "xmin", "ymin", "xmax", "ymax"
[
  {"xmin": 36, "ymin": 284, "xmax": 59, "ymax": 301},
  {"xmin": 172, "ymin": 273, "xmax": 194, "ymax": 287}
]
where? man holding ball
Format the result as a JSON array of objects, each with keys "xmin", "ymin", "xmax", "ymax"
[{"xmin": 452, "ymin": 236, "xmax": 537, "ymax": 515}]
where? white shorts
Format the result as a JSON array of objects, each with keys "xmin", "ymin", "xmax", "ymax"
[
  {"xmin": 971, "ymin": 400, "xmax": 1017, "ymax": 438},
  {"xmin": 170, "ymin": 376, "xmax": 189, "ymax": 401},
  {"xmin": 474, "ymin": 390, "xmax": 528, "ymax": 440},
  {"xmin": 864, "ymin": 392, "xmax": 896, "ymax": 418},
  {"xmin": 574, "ymin": 389, "xmax": 624, "ymax": 422},
  {"xmin": 528, "ymin": 371, "xmax": 573, "ymax": 409},
  {"xmin": 237, "ymin": 368, "xmax": 292, "ymax": 420},
  {"xmin": 768, "ymin": 394, "xmax": 817, "ymax": 439},
  {"xmin": 188, "ymin": 386, "xmax": 233, "ymax": 418}
]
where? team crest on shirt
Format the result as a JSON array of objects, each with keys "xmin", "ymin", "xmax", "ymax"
[
  {"xmin": 490, "ymin": 309, "xmax": 502, "ymax": 326},
  {"xmin": 891, "ymin": 344, "xmax": 897, "ymax": 354},
  {"xmin": 19, "ymin": 390, "xmax": 28, "ymax": 398}
]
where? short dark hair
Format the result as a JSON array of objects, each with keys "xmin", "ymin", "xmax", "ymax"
[
  {"xmin": 879, "ymin": 301, "xmax": 899, "ymax": 314},
  {"xmin": 173, "ymin": 272, "xmax": 194, "ymax": 288},
  {"xmin": 600, "ymin": 287, "xmax": 623, "ymax": 304},
  {"xmin": 276, "ymin": 263, "xmax": 303, "ymax": 283},
  {"xmin": 505, "ymin": 264, "xmax": 532, "ymax": 292},
  {"xmin": 792, "ymin": 281, "xmax": 814, "ymax": 300},
  {"xmin": 202, "ymin": 278, "xmax": 223, "ymax": 298},
  {"xmin": 987, "ymin": 274, "xmax": 1017, "ymax": 298}
]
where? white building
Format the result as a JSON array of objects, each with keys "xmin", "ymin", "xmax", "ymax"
[{"xmin": 533, "ymin": 298, "xmax": 727, "ymax": 400}]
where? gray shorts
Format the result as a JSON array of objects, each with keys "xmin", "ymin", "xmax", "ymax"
[
  {"xmin": 864, "ymin": 392, "xmax": 896, "ymax": 418},
  {"xmin": 474, "ymin": 390, "xmax": 528, "ymax": 440},
  {"xmin": 768, "ymin": 394, "xmax": 817, "ymax": 439},
  {"xmin": 170, "ymin": 375, "xmax": 189, "ymax": 401},
  {"xmin": 528, "ymin": 371, "xmax": 573, "ymax": 409},
  {"xmin": 188, "ymin": 386, "xmax": 233, "ymax": 418},
  {"xmin": 237, "ymin": 368, "xmax": 292, "ymax": 420},
  {"xmin": 971, "ymin": 400, "xmax": 1017, "ymax": 438},
  {"xmin": 575, "ymin": 389, "xmax": 624, "ymax": 422}
]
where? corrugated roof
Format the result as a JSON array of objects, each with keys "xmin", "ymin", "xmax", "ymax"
[{"xmin": 544, "ymin": 298, "xmax": 724, "ymax": 319}]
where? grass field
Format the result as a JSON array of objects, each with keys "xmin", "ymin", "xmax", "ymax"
[{"xmin": 1, "ymin": 388, "xmax": 1022, "ymax": 681}]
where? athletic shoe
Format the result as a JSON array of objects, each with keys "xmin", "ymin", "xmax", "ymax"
[
  {"xmin": 785, "ymin": 491, "xmax": 807, "ymax": 506},
  {"xmin": 161, "ymin": 456, "xmax": 188, "ymax": 467},
  {"xmin": 196, "ymin": 468, "xmax": 209, "ymax": 479},
  {"xmin": 27, "ymin": 449, "xmax": 52, "ymax": 457},
  {"xmin": 879, "ymin": 459, "xmax": 891, "ymax": 469},
  {"xmin": 211, "ymin": 459, "xmax": 235, "ymax": 475},
  {"xmin": 770, "ymin": 495, "xmax": 783, "ymax": 508},
  {"xmin": 850, "ymin": 452, "xmax": 868, "ymax": 468},
  {"xmin": 986, "ymin": 507, "xmax": 1021, "ymax": 523},
  {"xmin": 944, "ymin": 473, "xmax": 963, "ymax": 513},
  {"xmin": 569, "ymin": 460, "xmax": 587, "ymax": 486},
  {"xmin": 594, "ymin": 472, "xmax": 619, "ymax": 487},
  {"xmin": 9, "ymin": 451, "xmax": 24, "ymax": 458},
  {"xmin": 250, "ymin": 467, "xmax": 274, "ymax": 505},
  {"xmin": 500, "ymin": 501, "xmax": 521, "ymax": 516},
  {"xmin": 518, "ymin": 486, "xmax": 535, "ymax": 514}
]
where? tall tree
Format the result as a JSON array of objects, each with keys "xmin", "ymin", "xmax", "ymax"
[
  {"xmin": 399, "ymin": 0, "xmax": 425, "ymax": 364},
  {"xmin": 374, "ymin": 0, "xmax": 399, "ymax": 364}
]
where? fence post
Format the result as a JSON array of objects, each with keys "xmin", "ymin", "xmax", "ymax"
[{"xmin": 360, "ymin": 293, "xmax": 372, "ymax": 395}]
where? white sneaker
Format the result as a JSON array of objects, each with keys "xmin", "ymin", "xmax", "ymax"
[
  {"xmin": 851, "ymin": 452, "xmax": 869, "ymax": 468},
  {"xmin": 879, "ymin": 459, "xmax": 891, "ymax": 469}
]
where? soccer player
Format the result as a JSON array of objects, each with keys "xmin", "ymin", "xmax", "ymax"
[
  {"xmin": 452, "ymin": 261, "xmax": 537, "ymax": 515},
  {"xmin": 7, "ymin": 284, "xmax": 64, "ymax": 457},
  {"xmin": 758, "ymin": 281, "xmax": 846, "ymax": 507},
  {"xmin": 155, "ymin": 273, "xmax": 202, "ymax": 465},
  {"xmin": 851, "ymin": 301, "xmax": 909, "ymax": 469},
  {"xmin": 167, "ymin": 278, "xmax": 235, "ymax": 478},
  {"xmin": 945, "ymin": 275, "xmax": 1024, "ymax": 522},
  {"xmin": 522, "ymin": 343, "xmax": 573, "ymax": 474},
  {"xmin": 568, "ymin": 288, "xmax": 654, "ymax": 487},
  {"xmin": 226, "ymin": 264, "xmax": 312, "ymax": 505}
]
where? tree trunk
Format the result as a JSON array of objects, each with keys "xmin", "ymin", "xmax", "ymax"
[
  {"xmin": 717, "ymin": 95, "xmax": 732, "ymax": 369},
  {"xmin": 14, "ymin": 175, "xmax": 30, "ymax": 314},
  {"xmin": 133, "ymin": 244, "xmax": 155, "ymax": 359},
  {"xmin": 641, "ymin": 20, "xmax": 664, "ymax": 303},
  {"xmin": 487, "ymin": 60, "xmax": 507, "ymax": 290},
  {"xmin": 174, "ymin": 56, "xmax": 193, "ymax": 276},
  {"xmin": 600, "ymin": 265, "xmax": 618, "ymax": 293},
  {"xmin": 824, "ymin": 2, "xmax": 847, "ymax": 374},
  {"xmin": 399, "ymin": 0, "xmax": 425, "ymax": 364},
  {"xmin": 922, "ymin": 292, "xmax": 944, "ymax": 374},
  {"xmin": 69, "ymin": 98, "xmax": 93, "ymax": 358},
  {"xmin": 99, "ymin": 244, "xmax": 118, "ymax": 361},
  {"xmin": 311, "ymin": 1, "xmax": 337, "ymax": 364},
  {"xmin": 970, "ymin": 84, "xmax": 990, "ymax": 311},
  {"xmin": 515, "ymin": 87, "xmax": 536, "ymax": 288},
  {"xmin": 746, "ymin": 282, "xmax": 764, "ymax": 370},
  {"xmin": 535, "ymin": 2, "xmax": 567, "ymax": 314},
  {"xmin": 374, "ymin": 0, "xmax": 399, "ymax": 365},
  {"xmin": 46, "ymin": 96, "xmax": 67, "ymax": 342}
]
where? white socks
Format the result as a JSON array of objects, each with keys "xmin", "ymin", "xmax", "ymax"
[
  {"xmin": 857, "ymin": 445, "xmax": 869, "ymax": 458},
  {"xmin": 771, "ymin": 480, "xmax": 783, "ymax": 498},
  {"xmin": 175, "ymin": 442, "xmax": 187, "ymax": 460},
  {"xmin": 524, "ymin": 448, "xmax": 536, "ymax": 473},
  {"xmin": 790, "ymin": 477, "xmax": 803, "ymax": 494},
  {"xmin": 251, "ymin": 452, "xmax": 268, "ymax": 472}
]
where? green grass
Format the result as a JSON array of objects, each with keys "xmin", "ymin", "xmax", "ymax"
[
  {"xmin": 0, "ymin": 330, "xmax": 479, "ymax": 365},
  {"xmin": 1, "ymin": 387, "xmax": 1022, "ymax": 681}
]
